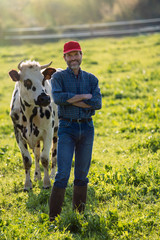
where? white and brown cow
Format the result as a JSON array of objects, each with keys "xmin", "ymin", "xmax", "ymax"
[{"xmin": 9, "ymin": 60, "xmax": 58, "ymax": 191}]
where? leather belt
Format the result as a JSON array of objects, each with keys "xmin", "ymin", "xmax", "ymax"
[{"xmin": 60, "ymin": 118, "xmax": 92, "ymax": 123}]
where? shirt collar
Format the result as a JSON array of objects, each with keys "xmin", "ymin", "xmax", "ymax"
[{"xmin": 67, "ymin": 67, "xmax": 82, "ymax": 76}]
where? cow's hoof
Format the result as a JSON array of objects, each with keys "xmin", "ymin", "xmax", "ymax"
[
  {"xmin": 24, "ymin": 180, "xmax": 32, "ymax": 191},
  {"xmin": 43, "ymin": 186, "xmax": 51, "ymax": 190},
  {"xmin": 24, "ymin": 188, "xmax": 32, "ymax": 192},
  {"xmin": 43, "ymin": 178, "xmax": 51, "ymax": 189}
]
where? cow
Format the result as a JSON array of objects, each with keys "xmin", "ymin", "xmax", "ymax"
[{"xmin": 9, "ymin": 60, "xmax": 58, "ymax": 191}]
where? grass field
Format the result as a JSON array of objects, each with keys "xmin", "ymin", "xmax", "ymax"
[{"xmin": 0, "ymin": 34, "xmax": 160, "ymax": 239}]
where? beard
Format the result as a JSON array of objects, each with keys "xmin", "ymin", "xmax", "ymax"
[{"xmin": 68, "ymin": 60, "xmax": 81, "ymax": 70}]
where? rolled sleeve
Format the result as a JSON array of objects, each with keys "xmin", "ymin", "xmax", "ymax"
[{"xmin": 83, "ymin": 77, "xmax": 102, "ymax": 110}]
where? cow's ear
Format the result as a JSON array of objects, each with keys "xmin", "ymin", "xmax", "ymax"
[
  {"xmin": 42, "ymin": 67, "xmax": 56, "ymax": 80},
  {"xmin": 9, "ymin": 70, "xmax": 20, "ymax": 82}
]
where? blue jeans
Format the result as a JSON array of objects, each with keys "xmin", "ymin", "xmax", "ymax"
[{"xmin": 54, "ymin": 119, "xmax": 94, "ymax": 188}]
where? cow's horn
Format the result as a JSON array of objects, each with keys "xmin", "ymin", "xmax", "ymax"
[
  {"xmin": 40, "ymin": 61, "xmax": 52, "ymax": 70},
  {"xmin": 18, "ymin": 60, "xmax": 24, "ymax": 70}
]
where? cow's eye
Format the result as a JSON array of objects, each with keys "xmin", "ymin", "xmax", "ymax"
[{"xmin": 24, "ymin": 79, "xmax": 33, "ymax": 89}]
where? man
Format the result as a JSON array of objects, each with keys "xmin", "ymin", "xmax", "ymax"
[{"xmin": 49, "ymin": 40, "xmax": 102, "ymax": 221}]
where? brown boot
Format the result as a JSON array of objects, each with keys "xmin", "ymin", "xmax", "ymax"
[
  {"xmin": 49, "ymin": 186, "xmax": 65, "ymax": 221},
  {"xmin": 73, "ymin": 185, "xmax": 87, "ymax": 213}
]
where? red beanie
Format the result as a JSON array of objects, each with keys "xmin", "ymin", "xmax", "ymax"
[{"xmin": 63, "ymin": 41, "xmax": 82, "ymax": 54}]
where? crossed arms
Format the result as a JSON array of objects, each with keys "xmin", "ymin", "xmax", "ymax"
[
  {"xmin": 52, "ymin": 72, "xmax": 102, "ymax": 110},
  {"xmin": 67, "ymin": 94, "xmax": 92, "ymax": 108}
]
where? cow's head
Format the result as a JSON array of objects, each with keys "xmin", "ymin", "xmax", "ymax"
[{"xmin": 9, "ymin": 60, "xmax": 56, "ymax": 107}]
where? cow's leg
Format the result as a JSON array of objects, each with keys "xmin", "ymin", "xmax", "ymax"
[
  {"xmin": 50, "ymin": 126, "xmax": 58, "ymax": 179},
  {"xmin": 11, "ymin": 121, "xmax": 32, "ymax": 191},
  {"xmin": 33, "ymin": 141, "xmax": 41, "ymax": 181},
  {"xmin": 18, "ymin": 137, "xmax": 32, "ymax": 191},
  {"xmin": 41, "ymin": 137, "xmax": 52, "ymax": 189}
]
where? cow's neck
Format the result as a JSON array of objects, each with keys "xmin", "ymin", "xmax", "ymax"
[
  {"xmin": 20, "ymin": 97, "xmax": 38, "ymax": 118},
  {"xmin": 20, "ymin": 98, "xmax": 40, "ymax": 138}
]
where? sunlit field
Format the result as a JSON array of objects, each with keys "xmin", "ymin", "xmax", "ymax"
[{"xmin": 0, "ymin": 34, "xmax": 160, "ymax": 239}]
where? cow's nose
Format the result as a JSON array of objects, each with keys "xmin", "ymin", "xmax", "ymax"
[{"xmin": 37, "ymin": 93, "xmax": 51, "ymax": 106}]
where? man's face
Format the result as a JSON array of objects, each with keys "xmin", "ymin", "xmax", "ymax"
[{"xmin": 64, "ymin": 51, "xmax": 82, "ymax": 70}]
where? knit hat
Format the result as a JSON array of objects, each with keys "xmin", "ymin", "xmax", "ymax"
[{"xmin": 63, "ymin": 41, "xmax": 82, "ymax": 54}]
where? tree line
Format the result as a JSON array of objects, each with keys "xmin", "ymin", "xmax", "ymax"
[{"xmin": 0, "ymin": 0, "xmax": 160, "ymax": 30}]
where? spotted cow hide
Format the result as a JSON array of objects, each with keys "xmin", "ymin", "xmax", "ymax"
[{"xmin": 9, "ymin": 60, "xmax": 58, "ymax": 191}]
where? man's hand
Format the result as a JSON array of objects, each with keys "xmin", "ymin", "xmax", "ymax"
[{"xmin": 83, "ymin": 94, "xmax": 92, "ymax": 100}]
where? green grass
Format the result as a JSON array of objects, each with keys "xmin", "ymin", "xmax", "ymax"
[{"xmin": 0, "ymin": 34, "xmax": 160, "ymax": 239}]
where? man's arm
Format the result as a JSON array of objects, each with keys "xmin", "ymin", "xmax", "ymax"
[
  {"xmin": 72, "ymin": 101, "xmax": 91, "ymax": 108},
  {"xmin": 52, "ymin": 72, "xmax": 75, "ymax": 105},
  {"xmin": 83, "ymin": 75, "xmax": 102, "ymax": 110},
  {"xmin": 67, "ymin": 94, "xmax": 92, "ymax": 104}
]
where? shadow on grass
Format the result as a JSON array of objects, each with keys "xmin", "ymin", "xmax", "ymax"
[{"xmin": 25, "ymin": 182, "xmax": 112, "ymax": 239}]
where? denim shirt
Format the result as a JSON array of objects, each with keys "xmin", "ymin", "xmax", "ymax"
[{"xmin": 51, "ymin": 67, "xmax": 102, "ymax": 119}]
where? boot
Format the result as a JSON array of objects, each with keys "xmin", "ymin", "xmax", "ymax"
[
  {"xmin": 73, "ymin": 185, "xmax": 87, "ymax": 213},
  {"xmin": 49, "ymin": 186, "xmax": 65, "ymax": 221}
]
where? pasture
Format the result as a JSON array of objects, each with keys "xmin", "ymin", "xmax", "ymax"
[{"xmin": 0, "ymin": 34, "xmax": 160, "ymax": 239}]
